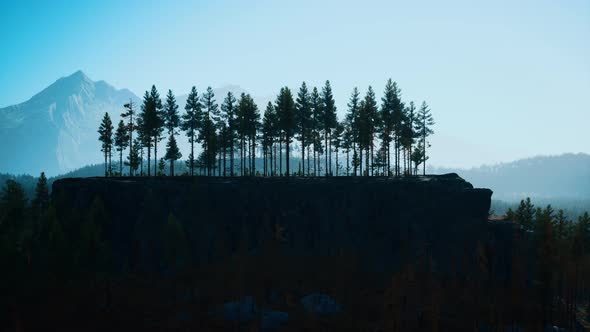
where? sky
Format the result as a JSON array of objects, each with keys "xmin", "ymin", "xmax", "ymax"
[{"xmin": 0, "ymin": 0, "xmax": 589, "ymax": 168}]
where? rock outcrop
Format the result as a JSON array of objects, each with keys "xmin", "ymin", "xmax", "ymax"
[{"xmin": 52, "ymin": 174, "xmax": 497, "ymax": 276}]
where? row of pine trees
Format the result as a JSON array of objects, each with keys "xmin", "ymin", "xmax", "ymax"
[{"xmin": 98, "ymin": 80, "xmax": 435, "ymax": 177}]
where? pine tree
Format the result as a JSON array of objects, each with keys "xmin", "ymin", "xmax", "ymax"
[
  {"xmin": 163, "ymin": 89, "xmax": 180, "ymax": 136},
  {"xmin": 165, "ymin": 134, "xmax": 182, "ymax": 176},
  {"xmin": 237, "ymin": 93, "xmax": 248, "ymax": 175},
  {"xmin": 114, "ymin": 120, "xmax": 129, "ymax": 176},
  {"xmin": 321, "ymin": 81, "xmax": 337, "ymax": 175},
  {"xmin": 401, "ymin": 101, "xmax": 417, "ymax": 175},
  {"xmin": 515, "ymin": 197, "xmax": 535, "ymax": 231},
  {"xmin": 363, "ymin": 86, "xmax": 378, "ymax": 176},
  {"xmin": 276, "ymin": 87, "xmax": 295, "ymax": 176},
  {"xmin": 180, "ymin": 87, "xmax": 202, "ymax": 176},
  {"xmin": 296, "ymin": 82, "xmax": 312, "ymax": 176},
  {"xmin": 32, "ymin": 172, "xmax": 49, "ymax": 218},
  {"xmin": 220, "ymin": 92, "xmax": 237, "ymax": 176},
  {"xmin": 332, "ymin": 121, "xmax": 344, "ymax": 176},
  {"xmin": 262, "ymin": 102, "xmax": 275, "ymax": 176},
  {"xmin": 150, "ymin": 86, "xmax": 164, "ymax": 176},
  {"xmin": 310, "ymin": 87, "xmax": 323, "ymax": 175},
  {"xmin": 391, "ymin": 84, "xmax": 405, "ymax": 176},
  {"xmin": 163, "ymin": 89, "xmax": 180, "ymax": 175},
  {"xmin": 411, "ymin": 142, "xmax": 426, "ymax": 175},
  {"xmin": 415, "ymin": 101, "xmax": 434, "ymax": 175},
  {"xmin": 246, "ymin": 95, "xmax": 260, "ymax": 176},
  {"xmin": 380, "ymin": 79, "xmax": 399, "ymax": 175},
  {"xmin": 98, "ymin": 112, "xmax": 114, "ymax": 177},
  {"xmin": 201, "ymin": 87, "xmax": 220, "ymax": 176},
  {"xmin": 121, "ymin": 100, "xmax": 136, "ymax": 176},
  {"xmin": 125, "ymin": 139, "xmax": 140, "ymax": 176},
  {"xmin": 134, "ymin": 115, "xmax": 147, "ymax": 176},
  {"xmin": 158, "ymin": 158, "xmax": 166, "ymax": 176},
  {"xmin": 346, "ymin": 87, "xmax": 361, "ymax": 176},
  {"xmin": 139, "ymin": 91, "xmax": 154, "ymax": 176}
]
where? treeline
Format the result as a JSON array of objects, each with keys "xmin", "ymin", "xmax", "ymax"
[
  {"xmin": 98, "ymin": 80, "xmax": 434, "ymax": 177},
  {"xmin": 503, "ymin": 198, "xmax": 590, "ymax": 329}
]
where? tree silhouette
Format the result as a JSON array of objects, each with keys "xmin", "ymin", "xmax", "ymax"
[
  {"xmin": 362, "ymin": 86, "xmax": 378, "ymax": 176},
  {"xmin": 332, "ymin": 121, "xmax": 344, "ymax": 176},
  {"xmin": 114, "ymin": 120, "xmax": 129, "ymax": 176},
  {"xmin": 135, "ymin": 115, "xmax": 148, "ymax": 175},
  {"xmin": 125, "ymin": 138, "xmax": 141, "ymax": 176},
  {"xmin": 321, "ymin": 81, "xmax": 337, "ymax": 175},
  {"xmin": 296, "ymin": 82, "xmax": 312, "ymax": 176},
  {"xmin": 158, "ymin": 158, "xmax": 166, "ymax": 176},
  {"xmin": 98, "ymin": 112, "xmax": 114, "ymax": 177},
  {"xmin": 401, "ymin": 101, "xmax": 417, "ymax": 175},
  {"xmin": 121, "ymin": 100, "xmax": 136, "ymax": 176},
  {"xmin": 515, "ymin": 197, "xmax": 535, "ymax": 231},
  {"xmin": 276, "ymin": 87, "xmax": 295, "ymax": 176},
  {"xmin": 180, "ymin": 87, "xmax": 202, "ymax": 176},
  {"xmin": 345, "ymin": 87, "xmax": 361, "ymax": 176},
  {"xmin": 391, "ymin": 84, "xmax": 405, "ymax": 176},
  {"xmin": 310, "ymin": 87, "xmax": 323, "ymax": 175},
  {"xmin": 200, "ymin": 87, "xmax": 220, "ymax": 176},
  {"xmin": 165, "ymin": 134, "xmax": 182, "ymax": 176},
  {"xmin": 415, "ymin": 101, "xmax": 434, "ymax": 175},
  {"xmin": 380, "ymin": 79, "xmax": 399, "ymax": 176},
  {"xmin": 150, "ymin": 86, "xmax": 164, "ymax": 176},
  {"xmin": 139, "ymin": 90, "xmax": 159, "ymax": 176},
  {"xmin": 32, "ymin": 172, "xmax": 49, "ymax": 219},
  {"xmin": 163, "ymin": 90, "xmax": 180, "ymax": 176},
  {"xmin": 220, "ymin": 92, "xmax": 238, "ymax": 176}
]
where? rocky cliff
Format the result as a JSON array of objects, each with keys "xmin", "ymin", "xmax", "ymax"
[{"xmin": 51, "ymin": 174, "xmax": 502, "ymax": 276}]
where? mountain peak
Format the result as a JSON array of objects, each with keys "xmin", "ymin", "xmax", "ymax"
[{"xmin": 62, "ymin": 70, "xmax": 92, "ymax": 83}]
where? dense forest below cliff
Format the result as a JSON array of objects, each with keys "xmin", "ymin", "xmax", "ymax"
[{"xmin": 1, "ymin": 175, "xmax": 589, "ymax": 331}]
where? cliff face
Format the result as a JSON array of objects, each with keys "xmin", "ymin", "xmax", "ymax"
[{"xmin": 52, "ymin": 174, "xmax": 495, "ymax": 275}]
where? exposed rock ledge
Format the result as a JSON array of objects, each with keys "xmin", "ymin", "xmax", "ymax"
[{"xmin": 52, "ymin": 174, "xmax": 498, "ymax": 275}]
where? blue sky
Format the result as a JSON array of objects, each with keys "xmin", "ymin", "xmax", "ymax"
[{"xmin": 0, "ymin": 0, "xmax": 589, "ymax": 168}]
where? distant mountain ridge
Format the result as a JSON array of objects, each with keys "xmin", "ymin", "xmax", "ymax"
[
  {"xmin": 431, "ymin": 153, "xmax": 590, "ymax": 200},
  {"xmin": 0, "ymin": 71, "xmax": 140, "ymax": 176}
]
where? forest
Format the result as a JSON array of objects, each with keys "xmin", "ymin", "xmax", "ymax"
[
  {"xmin": 98, "ymin": 79, "xmax": 435, "ymax": 178},
  {"xmin": 1, "ymin": 170, "xmax": 590, "ymax": 330}
]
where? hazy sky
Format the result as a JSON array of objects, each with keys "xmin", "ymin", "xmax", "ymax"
[{"xmin": 1, "ymin": 0, "xmax": 588, "ymax": 168}]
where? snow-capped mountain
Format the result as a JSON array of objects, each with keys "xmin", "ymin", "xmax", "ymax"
[{"xmin": 0, "ymin": 71, "xmax": 140, "ymax": 176}]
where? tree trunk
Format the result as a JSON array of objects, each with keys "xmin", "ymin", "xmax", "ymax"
[
  {"xmin": 147, "ymin": 138, "xmax": 151, "ymax": 176},
  {"xmin": 366, "ymin": 147, "xmax": 370, "ymax": 177},
  {"xmin": 370, "ymin": 141, "xmax": 373, "ymax": 177},
  {"xmin": 252, "ymin": 135, "xmax": 256, "ymax": 176},
  {"xmin": 324, "ymin": 131, "xmax": 328, "ymax": 176},
  {"xmin": 328, "ymin": 135, "xmax": 332, "ymax": 176},
  {"xmin": 120, "ymin": 150, "xmax": 123, "ymax": 176},
  {"xmin": 306, "ymin": 145, "xmax": 310, "ymax": 176},
  {"xmin": 336, "ymin": 148, "xmax": 339, "ymax": 176},
  {"xmin": 313, "ymin": 144, "xmax": 317, "ymax": 176},
  {"xmin": 285, "ymin": 133, "xmax": 290, "ymax": 177},
  {"xmin": 359, "ymin": 148, "xmax": 363, "ymax": 176},
  {"xmin": 423, "ymin": 136, "xmax": 427, "ymax": 176},
  {"xmin": 346, "ymin": 149, "xmax": 349, "ymax": 176},
  {"xmin": 302, "ymin": 135, "xmax": 305, "ymax": 176},
  {"xmin": 154, "ymin": 136, "xmax": 158, "ymax": 176},
  {"xmin": 279, "ymin": 135, "xmax": 283, "ymax": 176}
]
